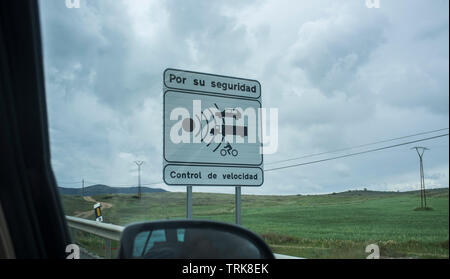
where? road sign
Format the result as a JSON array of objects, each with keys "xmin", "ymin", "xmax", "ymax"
[
  {"xmin": 164, "ymin": 165, "xmax": 263, "ymax": 186},
  {"xmin": 164, "ymin": 68, "xmax": 261, "ymax": 99},
  {"xmin": 163, "ymin": 68, "xmax": 263, "ymax": 186}
]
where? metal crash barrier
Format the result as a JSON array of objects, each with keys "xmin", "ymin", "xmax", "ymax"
[
  {"xmin": 66, "ymin": 216, "xmax": 302, "ymax": 259},
  {"xmin": 66, "ymin": 216, "xmax": 122, "ymax": 259}
]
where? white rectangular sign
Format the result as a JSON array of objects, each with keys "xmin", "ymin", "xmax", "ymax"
[
  {"xmin": 164, "ymin": 69, "xmax": 261, "ymax": 99},
  {"xmin": 164, "ymin": 165, "xmax": 263, "ymax": 186},
  {"xmin": 163, "ymin": 68, "xmax": 263, "ymax": 186}
]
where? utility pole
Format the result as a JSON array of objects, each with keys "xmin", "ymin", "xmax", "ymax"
[
  {"xmin": 134, "ymin": 161, "xmax": 144, "ymax": 200},
  {"xmin": 82, "ymin": 178, "xmax": 85, "ymax": 196},
  {"xmin": 412, "ymin": 147, "xmax": 429, "ymax": 208}
]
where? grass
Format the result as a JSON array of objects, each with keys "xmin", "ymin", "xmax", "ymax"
[
  {"xmin": 61, "ymin": 188, "xmax": 449, "ymax": 259},
  {"xmin": 414, "ymin": 207, "xmax": 434, "ymax": 211}
]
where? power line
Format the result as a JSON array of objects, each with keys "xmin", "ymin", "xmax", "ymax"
[
  {"xmin": 264, "ymin": 133, "xmax": 449, "ymax": 172},
  {"xmin": 58, "ymin": 131, "xmax": 448, "ymax": 186},
  {"xmin": 265, "ymin": 128, "xmax": 449, "ymax": 166}
]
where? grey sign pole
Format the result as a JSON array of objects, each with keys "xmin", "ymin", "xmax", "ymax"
[
  {"xmin": 235, "ymin": 186, "xmax": 241, "ymax": 225},
  {"xmin": 186, "ymin": 186, "xmax": 193, "ymax": 219}
]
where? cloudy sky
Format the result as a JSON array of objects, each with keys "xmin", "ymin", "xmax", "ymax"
[{"xmin": 38, "ymin": 0, "xmax": 449, "ymax": 195}]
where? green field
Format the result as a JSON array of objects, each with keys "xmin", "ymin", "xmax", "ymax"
[{"xmin": 61, "ymin": 188, "xmax": 449, "ymax": 259}]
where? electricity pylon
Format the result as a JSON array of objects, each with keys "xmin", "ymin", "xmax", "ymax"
[
  {"xmin": 134, "ymin": 161, "xmax": 144, "ymax": 200},
  {"xmin": 412, "ymin": 147, "xmax": 429, "ymax": 208}
]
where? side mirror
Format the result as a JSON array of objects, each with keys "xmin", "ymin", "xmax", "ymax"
[{"xmin": 118, "ymin": 220, "xmax": 275, "ymax": 259}]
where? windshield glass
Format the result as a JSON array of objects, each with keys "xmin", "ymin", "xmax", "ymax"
[{"xmin": 39, "ymin": 0, "xmax": 449, "ymax": 259}]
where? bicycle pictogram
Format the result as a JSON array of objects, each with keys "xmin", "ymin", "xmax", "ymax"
[{"xmin": 220, "ymin": 142, "xmax": 238, "ymax": 157}]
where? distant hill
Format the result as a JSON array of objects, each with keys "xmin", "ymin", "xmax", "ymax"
[
  {"xmin": 329, "ymin": 187, "xmax": 448, "ymax": 197},
  {"xmin": 58, "ymin": 184, "xmax": 167, "ymax": 196}
]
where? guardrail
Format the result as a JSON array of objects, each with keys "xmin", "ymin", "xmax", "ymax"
[
  {"xmin": 66, "ymin": 216, "xmax": 122, "ymax": 258},
  {"xmin": 66, "ymin": 216, "xmax": 302, "ymax": 259}
]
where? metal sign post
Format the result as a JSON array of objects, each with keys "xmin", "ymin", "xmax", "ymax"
[
  {"xmin": 235, "ymin": 186, "xmax": 241, "ymax": 225},
  {"xmin": 186, "ymin": 186, "xmax": 193, "ymax": 219}
]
